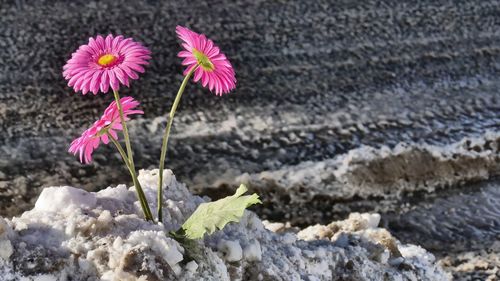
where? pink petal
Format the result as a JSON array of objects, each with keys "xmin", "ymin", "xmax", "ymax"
[
  {"xmin": 193, "ymin": 68, "xmax": 203, "ymax": 82},
  {"xmin": 105, "ymin": 34, "xmax": 113, "ymax": 50},
  {"xmin": 63, "ymin": 35, "xmax": 150, "ymax": 94},
  {"xmin": 111, "ymin": 35, "xmax": 123, "ymax": 51},
  {"xmin": 178, "ymin": 51, "xmax": 192, "ymax": 58},
  {"xmin": 96, "ymin": 35, "xmax": 105, "ymax": 49},
  {"xmin": 181, "ymin": 57, "xmax": 198, "ymax": 66},
  {"xmin": 108, "ymin": 70, "xmax": 119, "ymax": 91},
  {"xmin": 120, "ymin": 65, "xmax": 139, "ymax": 79},
  {"xmin": 113, "ymin": 67, "xmax": 129, "ymax": 87},
  {"xmin": 90, "ymin": 70, "xmax": 103, "ymax": 94},
  {"xmin": 101, "ymin": 134, "xmax": 109, "ymax": 144},
  {"xmin": 125, "ymin": 63, "xmax": 145, "ymax": 73},
  {"xmin": 183, "ymin": 64, "xmax": 196, "ymax": 76},
  {"xmin": 100, "ymin": 71, "xmax": 109, "ymax": 93},
  {"xmin": 175, "ymin": 26, "xmax": 236, "ymax": 95}
]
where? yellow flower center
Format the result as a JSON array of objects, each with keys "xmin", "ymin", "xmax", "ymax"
[
  {"xmin": 97, "ymin": 54, "xmax": 117, "ymax": 67},
  {"xmin": 193, "ymin": 49, "xmax": 214, "ymax": 71}
]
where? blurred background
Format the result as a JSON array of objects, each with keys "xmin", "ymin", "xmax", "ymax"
[{"xmin": 1, "ymin": 0, "xmax": 500, "ymax": 279}]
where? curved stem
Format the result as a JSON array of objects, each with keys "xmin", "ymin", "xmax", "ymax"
[
  {"xmin": 107, "ymin": 132, "xmax": 131, "ymax": 170},
  {"xmin": 108, "ymin": 134, "xmax": 152, "ymax": 221},
  {"xmin": 113, "ymin": 90, "xmax": 135, "ymax": 170},
  {"xmin": 112, "ymin": 91, "xmax": 154, "ymax": 221},
  {"xmin": 158, "ymin": 66, "xmax": 198, "ymax": 222}
]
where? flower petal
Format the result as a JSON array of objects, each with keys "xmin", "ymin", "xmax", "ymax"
[
  {"xmin": 176, "ymin": 26, "xmax": 236, "ymax": 95},
  {"xmin": 63, "ymin": 35, "xmax": 150, "ymax": 94}
]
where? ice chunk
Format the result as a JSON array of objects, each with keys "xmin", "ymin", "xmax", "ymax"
[
  {"xmin": 243, "ymin": 240, "xmax": 262, "ymax": 262},
  {"xmin": 218, "ymin": 240, "xmax": 243, "ymax": 262},
  {"xmin": 34, "ymin": 186, "xmax": 96, "ymax": 213},
  {"xmin": 361, "ymin": 213, "xmax": 381, "ymax": 228}
]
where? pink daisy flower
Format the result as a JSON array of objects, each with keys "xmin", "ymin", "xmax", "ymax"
[
  {"xmin": 63, "ymin": 34, "xmax": 151, "ymax": 95},
  {"xmin": 69, "ymin": 97, "xmax": 143, "ymax": 163},
  {"xmin": 176, "ymin": 26, "xmax": 236, "ymax": 95}
]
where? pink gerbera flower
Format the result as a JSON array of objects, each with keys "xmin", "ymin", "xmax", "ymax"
[
  {"xmin": 176, "ymin": 26, "xmax": 236, "ymax": 95},
  {"xmin": 69, "ymin": 97, "xmax": 143, "ymax": 163},
  {"xmin": 63, "ymin": 35, "xmax": 151, "ymax": 95}
]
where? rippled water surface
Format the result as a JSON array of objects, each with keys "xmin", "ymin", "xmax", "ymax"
[{"xmin": 386, "ymin": 179, "xmax": 500, "ymax": 253}]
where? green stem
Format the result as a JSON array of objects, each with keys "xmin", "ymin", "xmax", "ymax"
[
  {"xmin": 113, "ymin": 90, "xmax": 136, "ymax": 169},
  {"xmin": 112, "ymin": 91, "xmax": 154, "ymax": 221},
  {"xmin": 107, "ymin": 132, "xmax": 131, "ymax": 169},
  {"xmin": 158, "ymin": 66, "xmax": 198, "ymax": 222},
  {"xmin": 108, "ymin": 133, "xmax": 152, "ymax": 221}
]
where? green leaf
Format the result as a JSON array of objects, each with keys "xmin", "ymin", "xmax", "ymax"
[{"xmin": 181, "ymin": 184, "xmax": 261, "ymax": 239}]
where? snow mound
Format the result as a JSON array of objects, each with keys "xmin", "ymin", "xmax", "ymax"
[
  {"xmin": 191, "ymin": 132, "xmax": 500, "ymax": 226},
  {"xmin": 0, "ymin": 170, "xmax": 450, "ymax": 280},
  {"xmin": 230, "ymin": 131, "xmax": 500, "ymax": 202}
]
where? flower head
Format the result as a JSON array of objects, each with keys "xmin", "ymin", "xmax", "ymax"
[
  {"xmin": 63, "ymin": 35, "xmax": 151, "ymax": 95},
  {"xmin": 69, "ymin": 97, "xmax": 143, "ymax": 163},
  {"xmin": 176, "ymin": 26, "xmax": 236, "ymax": 95}
]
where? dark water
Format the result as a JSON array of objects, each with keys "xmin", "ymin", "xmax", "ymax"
[
  {"xmin": 384, "ymin": 179, "xmax": 500, "ymax": 280},
  {"xmin": 386, "ymin": 179, "xmax": 500, "ymax": 253}
]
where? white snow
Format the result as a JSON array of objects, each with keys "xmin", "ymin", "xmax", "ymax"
[
  {"xmin": 34, "ymin": 186, "xmax": 96, "ymax": 213},
  {"xmin": 0, "ymin": 169, "xmax": 451, "ymax": 281},
  {"xmin": 243, "ymin": 240, "xmax": 262, "ymax": 262},
  {"xmin": 0, "ymin": 218, "xmax": 13, "ymax": 261},
  {"xmin": 362, "ymin": 213, "xmax": 381, "ymax": 228},
  {"xmin": 0, "ymin": 240, "xmax": 13, "ymax": 260},
  {"xmin": 218, "ymin": 239, "xmax": 243, "ymax": 262},
  {"xmin": 185, "ymin": 261, "xmax": 198, "ymax": 272},
  {"xmin": 206, "ymin": 132, "xmax": 500, "ymax": 209},
  {"xmin": 127, "ymin": 230, "xmax": 184, "ymax": 274}
]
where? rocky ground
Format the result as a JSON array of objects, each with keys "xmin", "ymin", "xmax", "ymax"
[{"xmin": 1, "ymin": 0, "xmax": 500, "ymax": 279}]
